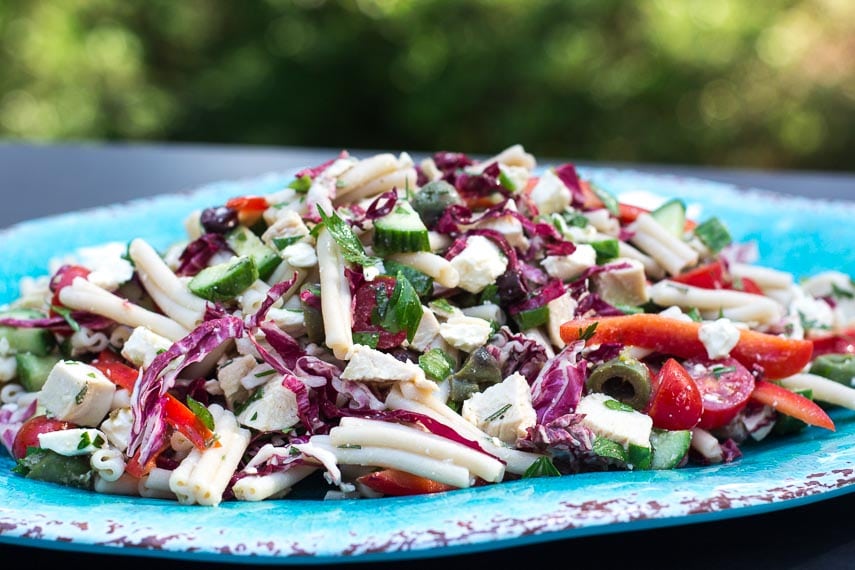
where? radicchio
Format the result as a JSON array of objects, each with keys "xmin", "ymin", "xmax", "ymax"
[
  {"xmin": 553, "ymin": 163, "xmax": 587, "ymax": 208},
  {"xmin": 530, "ymin": 340, "xmax": 588, "ymax": 424},
  {"xmin": 517, "ymin": 414, "xmax": 613, "ymax": 474},
  {"xmin": 0, "ymin": 400, "xmax": 37, "ymax": 456},
  {"xmin": 176, "ymin": 233, "xmax": 230, "ymax": 277},
  {"xmin": 485, "ymin": 327, "xmax": 549, "ymax": 385}
]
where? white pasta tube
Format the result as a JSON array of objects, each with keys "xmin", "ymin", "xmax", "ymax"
[
  {"xmin": 649, "ymin": 280, "xmax": 783, "ymax": 325},
  {"xmin": 138, "ymin": 467, "xmax": 176, "ymax": 499},
  {"xmin": 335, "ymin": 167, "xmax": 418, "ymax": 206},
  {"xmin": 475, "ymin": 144, "xmax": 536, "ymax": 171},
  {"xmin": 316, "ymin": 226, "xmax": 354, "ymax": 360},
  {"xmin": 629, "ymin": 213, "xmax": 698, "ymax": 276},
  {"xmin": 386, "ymin": 384, "xmax": 543, "ymax": 476},
  {"xmin": 90, "ymin": 447, "xmax": 126, "ymax": 482},
  {"xmin": 618, "ymin": 241, "xmax": 665, "ymax": 280},
  {"xmin": 330, "ymin": 417, "xmax": 505, "ymax": 483},
  {"xmin": 728, "ymin": 262, "xmax": 793, "ymax": 291},
  {"xmin": 168, "ymin": 405, "xmax": 251, "ymax": 506},
  {"xmin": 308, "ymin": 434, "xmax": 473, "ymax": 489},
  {"xmin": 334, "ymin": 153, "xmax": 400, "ymax": 199},
  {"xmin": 59, "ymin": 277, "xmax": 189, "ymax": 341},
  {"xmin": 779, "ymin": 373, "xmax": 855, "ymax": 410},
  {"xmin": 389, "ymin": 251, "xmax": 460, "ymax": 288},
  {"xmin": 129, "ymin": 238, "xmax": 207, "ymax": 331},
  {"xmin": 232, "ymin": 465, "xmax": 317, "ymax": 502}
]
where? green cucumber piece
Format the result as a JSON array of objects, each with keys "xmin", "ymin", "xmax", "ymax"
[
  {"xmin": 0, "ymin": 309, "xmax": 56, "ymax": 356},
  {"xmin": 694, "ymin": 217, "xmax": 732, "ymax": 253},
  {"xmin": 513, "ymin": 305, "xmax": 549, "ymax": 330},
  {"xmin": 15, "ymin": 352, "xmax": 61, "ymax": 392},
  {"xmin": 627, "ymin": 443, "xmax": 652, "ymax": 470},
  {"xmin": 809, "ymin": 354, "xmax": 855, "ymax": 386},
  {"xmin": 373, "ymin": 201, "xmax": 431, "ymax": 255},
  {"xmin": 650, "ymin": 198, "xmax": 687, "ymax": 238},
  {"xmin": 591, "ymin": 238, "xmax": 620, "ymax": 264},
  {"xmin": 650, "ymin": 428, "xmax": 692, "ymax": 470},
  {"xmin": 226, "ymin": 226, "xmax": 282, "ymax": 281},
  {"xmin": 189, "ymin": 255, "xmax": 259, "ymax": 302}
]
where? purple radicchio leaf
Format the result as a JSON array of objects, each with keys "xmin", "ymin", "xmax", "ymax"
[
  {"xmin": 244, "ymin": 273, "xmax": 300, "ymax": 329},
  {"xmin": 516, "ymin": 413, "xmax": 612, "ymax": 474},
  {"xmin": 454, "ymin": 162, "xmax": 510, "ymax": 200},
  {"xmin": 553, "ymin": 164, "xmax": 587, "ymax": 208},
  {"xmin": 364, "ymin": 190, "xmax": 398, "ymax": 220},
  {"xmin": 176, "ymin": 233, "xmax": 230, "ymax": 277},
  {"xmin": 0, "ymin": 311, "xmax": 113, "ymax": 334},
  {"xmin": 509, "ymin": 279, "xmax": 565, "ymax": 316},
  {"xmin": 128, "ymin": 315, "xmax": 245, "ymax": 466},
  {"xmin": 258, "ymin": 321, "xmax": 304, "ymax": 371},
  {"xmin": 0, "ymin": 399, "xmax": 37, "ymax": 456},
  {"xmin": 530, "ymin": 340, "xmax": 588, "ymax": 424},
  {"xmin": 294, "ymin": 150, "xmax": 350, "ymax": 180},
  {"xmin": 485, "ymin": 326, "xmax": 549, "ymax": 385},
  {"xmin": 433, "ymin": 151, "xmax": 474, "ymax": 181},
  {"xmin": 282, "ymin": 373, "xmax": 328, "ymax": 435}
]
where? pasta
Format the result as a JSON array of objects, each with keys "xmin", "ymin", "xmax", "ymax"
[{"xmin": 2, "ymin": 144, "xmax": 853, "ymax": 506}]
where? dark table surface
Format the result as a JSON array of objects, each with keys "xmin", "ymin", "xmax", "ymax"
[{"xmin": 1, "ymin": 141, "xmax": 854, "ymax": 569}]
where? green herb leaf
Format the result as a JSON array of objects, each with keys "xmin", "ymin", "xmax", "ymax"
[
  {"xmin": 711, "ymin": 365, "xmax": 737, "ymax": 378},
  {"xmin": 383, "ymin": 259, "xmax": 434, "ymax": 298},
  {"xmin": 686, "ymin": 307, "xmax": 702, "ymax": 322},
  {"xmin": 77, "ymin": 432, "xmax": 92, "ymax": 450},
  {"xmin": 51, "ymin": 305, "xmax": 81, "ymax": 333},
  {"xmin": 578, "ymin": 322, "xmax": 598, "ymax": 341},
  {"xmin": 419, "ymin": 348, "xmax": 455, "ymax": 382},
  {"xmin": 352, "ymin": 331, "xmax": 380, "ymax": 348},
  {"xmin": 380, "ymin": 272, "xmax": 424, "ymax": 343},
  {"xmin": 604, "ymin": 399, "xmax": 635, "ymax": 412},
  {"xmin": 272, "ymin": 236, "xmax": 303, "ymax": 251},
  {"xmin": 485, "ymin": 403, "xmax": 512, "ymax": 422},
  {"xmin": 288, "ymin": 174, "xmax": 313, "ymax": 194},
  {"xmin": 186, "ymin": 396, "xmax": 215, "ymax": 431},
  {"xmin": 317, "ymin": 208, "xmax": 381, "ymax": 268},
  {"xmin": 522, "ymin": 456, "xmax": 561, "ymax": 478},
  {"xmin": 593, "ymin": 436, "xmax": 628, "ymax": 461},
  {"xmin": 832, "ymin": 283, "xmax": 854, "ymax": 300},
  {"xmin": 74, "ymin": 384, "xmax": 88, "ymax": 405}
]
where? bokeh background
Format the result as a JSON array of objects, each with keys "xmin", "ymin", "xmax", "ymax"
[{"xmin": 0, "ymin": 0, "xmax": 853, "ymax": 171}]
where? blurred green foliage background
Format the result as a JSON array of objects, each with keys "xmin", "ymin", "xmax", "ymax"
[{"xmin": 0, "ymin": 0, "xmax": 852, "ymax": 170}]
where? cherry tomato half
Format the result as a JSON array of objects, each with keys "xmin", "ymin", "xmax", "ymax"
[
  {"xmin": 12, "ymin": 415, "xmax": 76, "ymax": 460},
  {"xmin": 48, "ymin": 264, "xmax": 91, "ymax": 312},
  {"xmin": 351, "ymin": 276, "xmax": 406, "ymax": 349},
  {"xmin": 683, "ymin": 357, "xmax": 755, "ymax": 430},
  {"xmin": 645, "ymin": 358, "xmax": 703, "ymax": 431}
]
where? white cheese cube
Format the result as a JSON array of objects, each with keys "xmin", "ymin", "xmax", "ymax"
[
  {"xmin": 38, "ymin": 427, "xmax": 106, "ymax": 456},
  {"xmin": 542, "ymin": 244, "xmax": 597, "ymax": 281},
  {"xmin": 408, "ymin": 306, "xmax": 442, "ymax": 352},
  {"xmin": 591, "ymin": 258, "xmax": 650, "ymax": 307},
  {"xmin": 121, "ymin": 326, "xmax": 173, "ymax": 368},
  {"xmin": 576, "ymin": 392, "xmax": 652, "ymax": 449},
  {"xmin": 698, "ymin": 318, "xmax": 741, "ymax": 359},
  {"xmin": 342, "ymin": 344, "xmax": 435, "ymax": 392},
  {"xmin": 547, "ymin": 291, "xmax": 577, "ymax": 348},
  {"xmin": 449, "ymin": 235, "xmax": 508, "ymax": 294},
  {"xmin": 99, "ymin": 407, "xmax": 134, "ymax": 451},
  {"xmin": 236, "ymin": 376, "xmax": 300, "ymax": 432},
  {"xmin": 39, "ymin": 361, "xmax": 117, "ymax": 427},
  {"xmin": 74, "ymin": 242, "xmax": 135, "ymax": 291},
  {"xmin": 529, "ymin": 169, "xmax": 571, "ymax": 215},
  {"xmin": 281, "ymin": 242, "xmax": 318, "ymax": 268},
  {"xmin": 439, "ymin": 315, "xmax": 494, "ymax": 352},
  {"xmin": 462, "ymin": 372, "xmax": 536, "ymax": 445}
]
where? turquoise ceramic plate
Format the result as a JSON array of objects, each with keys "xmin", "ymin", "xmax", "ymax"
[{"xmin": 1, "ymin": 168, "xmax": 854, "ymax": 565}]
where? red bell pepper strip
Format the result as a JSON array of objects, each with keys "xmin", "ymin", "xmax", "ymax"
[
  {"xmin": 90, "ymin": 349, "xmax": 140, "ymax": 392},
  {"xmin": 560, "ymin": 314, "xmax": 814, "ymax": 379},
  {"xmin": 163, "ymin": 392, "xmax": 220, "ymax": 451},
  {"xmin": 579, "ymin": 181, "xmax": 698, "ymax": 231},
  {"xmin": 356, "ymin": 468, "xmax": 456, "ymax": 496},
  {"xmin": 750, "ymin": 379, "xmax": 835, "ymax": 431},
  {"xmin": 226, "ymin": 195, "xmax": 269, "ymax": 226},
  {"xmin": 810, "ymin": 330, "xmax": 855, "ymax": 357},
  {"xmin": 671, "ymin": 259, "xmax": 764, "ymax": 294}
]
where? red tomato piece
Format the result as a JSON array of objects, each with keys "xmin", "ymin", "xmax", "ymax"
[
  {"xmin": 90, "ymin": 349, "xmax": 140, "ymax": 392},
  {"xmin": 356, "ymin": 468, "xmax": 456, "ymax": 496},
  {"xmin": 225, "ymin": 196, "xmax": 269, "ymax": 212},
  {"xmin": 646, "ymin": 358, "xmax": 703, "ymax": 430},
  {"xmin": 671, "ymin": 260, "xmax": 728, "ymax": 290},
  {"xmin": 351, "ymin": 276, "xmax": 406, "ymax": 349},
  {"xmin": 682, "ymin": 357, "xmax": 755, "ymax": 430},
  {"xmin": 12, "ymin": 415, "xmax": 76, "ymax": 460},
  {"xmin": 48, "ymin": 264, "xmax": 91, "ymax": 311}
]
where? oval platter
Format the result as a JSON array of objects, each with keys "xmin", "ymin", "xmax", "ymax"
[{"xmin": 1, "ymin": 166, "xmax": 855, "ymax": 564}]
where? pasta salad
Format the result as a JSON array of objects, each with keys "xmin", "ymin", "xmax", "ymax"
[{"xmin": 1, "ymin": 145, "xmax": 854, "ymax": 506}]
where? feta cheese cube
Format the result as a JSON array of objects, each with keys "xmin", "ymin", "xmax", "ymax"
[
  {"xmin": 529, "ymin": 169, "xmax": 571, "ymax": 215},
  {"xmin": 38, "ymin": 428, "xmax": 107, "ymax": 456},
  {"xmin": 449, "ymin": 235, "xmax": 508, "ymax": 294},
  {"xmin": 121, "ymin": 326, "xmax": 173, "ymax": 368},
  {"xmin": 576, "ymin": 392, "xmax": 653, "ymax": 449},
  {"xmin": 39, "ymin": 361, "xmax": 117, "ymax": 427},
  {"xmin": 99, "ymin": 407, "xmax": 134, "ymax": 451},
  {"xmin": 462, "ymin": 372, "xmax": 537, "ymax": 445},
  {"xmin": 281, "ymin": 242, "xmax": 318, "ymax": 269},
  {"xmin": 408, "ymin": 306, "xmax": 442, "ymax": 352},
  {"xmin": 236, "ymin": 376, "xmax": 300, "ymax": 432},
  {"xmin": 439, "ymin": 315, "xmax": 494, "ymax": 352},
  {"xmin": 698, "ymin": 318, "xmax": 741, "ymax": 359},
  {"xmin": 546, "ymin": 291, "xmax": 577, "ymax": 348},
  {"xmin": 542, "ymin": 244, "xmax": 597, "ymax": 281},
  {"xmin": 342, "ymin": 344, "xmax": 435, "ymax": 392}
]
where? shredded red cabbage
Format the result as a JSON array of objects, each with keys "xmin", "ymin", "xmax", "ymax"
[
  {"xmin": 176, "ymin": 233, "xmax": 230, "ymax": 277},
  {"xmin": 485, "ymin": 327, "xmax": 549, "ymax": 385},
  {"xmin": 530, "ymin": 341, "xmax": 587, "ymax": 424},
  {"xmin": 295, "ymin": 150, "xmax": 349, "ymax": 180}
]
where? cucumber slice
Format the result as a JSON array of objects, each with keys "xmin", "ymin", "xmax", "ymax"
[
  {"xmin": 650, "ymin": 428, "xmax": 692, "ymax": 470},
  {"xmin": 628, "ymin": 443, "xmax": 652, "ymax": 470},
  {"xmin": 373, "ymin": 201, "xmax": 431, "ymax": 255},
  {"xmin": 650, "ymin": 198, "xmax": 687, "ymax": 238},
  {"xmin": 411, "ymin": 180, "xmax": 462, "ymax": 228},
  {"xmin": 226, "ymin": 226, "xmax": 282, "ymax": 281},
  {"xmin": 15, "ymin": 352, "xmax": 61, "ymax": 392},
  {"xmin": 189, "ymin": 255, "xmax": 259, "ymax": 302},
  {"xmin": 0, "ymin": 309, "xmax": 56, "ymax": 356},
  {"xmin": 694, "ymin": 217, "xmax": 732, "ymax": 253}
]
